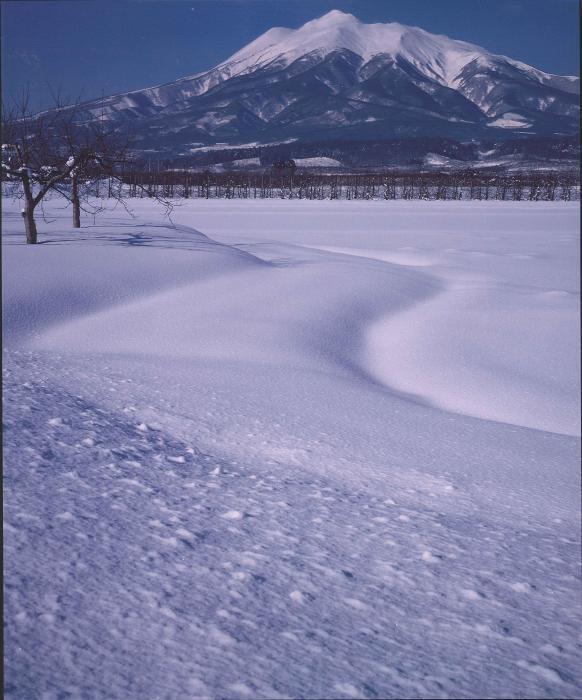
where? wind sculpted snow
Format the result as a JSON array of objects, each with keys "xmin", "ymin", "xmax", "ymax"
[{"xmin": 3, "ymin": 198, "xmax": 581, "ymax": 699}]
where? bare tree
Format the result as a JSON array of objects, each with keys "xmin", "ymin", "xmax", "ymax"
[
  {"xmin": 41, "ymin": 91, "xmax": 135, "ymax": 228},
  {"xmin": 1, "ymin": 90, "xmax": 82, "ymax": 243},
  {"xmin": 2, "ymin": 90, "xmax": 173, "ymax": 240}
]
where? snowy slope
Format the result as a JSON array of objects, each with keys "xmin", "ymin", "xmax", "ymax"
[
  {"xmin": 217, "ymin": 9, "xmax": 579, "ymax": 94},
  {"xmin": 3, "ymin": 198, "xmax": 581, "ymax": 699},
  {"xmin": 214, "ymin": 10, "xmax": 496, "ymax": 90}
]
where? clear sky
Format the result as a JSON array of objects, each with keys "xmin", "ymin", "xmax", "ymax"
[{"xmin": 1, "ymin": 0, "xmax": 579, "ymax": 111}]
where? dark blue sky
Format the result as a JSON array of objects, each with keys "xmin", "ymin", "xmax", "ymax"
[{"xmin": 2, "ymin": 0, "xmax": 579, "ymax": 111}]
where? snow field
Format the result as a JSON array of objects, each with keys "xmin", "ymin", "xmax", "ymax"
[{"xmin": 3, "ymin": 197, "xmax": 581, "ymax": 699}]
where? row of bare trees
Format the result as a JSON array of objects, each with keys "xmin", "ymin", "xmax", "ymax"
[{"xmin": 117, "ymin": 169, "xmax": 579, "ymax": 202}]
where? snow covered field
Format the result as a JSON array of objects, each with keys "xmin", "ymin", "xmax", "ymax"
[{"xmin": 3, "ymin": 198, "xmax": 581, "ymax": 699}]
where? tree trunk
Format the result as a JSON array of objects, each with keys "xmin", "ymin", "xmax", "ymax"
[
  {"xmin": 72, "ymin": 174, "xmax": 81, "ymax": 228},
  {"xmin": 23, "ymin": 206, "xmax": 38, "ymax": 244},
  {"xmin": 21, "ymin": 174, "xmax": 38, "ymax": 244}
]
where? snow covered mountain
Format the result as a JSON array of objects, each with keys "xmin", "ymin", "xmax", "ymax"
[{"xmin": 74, "ymin": 10, "xmax": 579, "ymax": 160}]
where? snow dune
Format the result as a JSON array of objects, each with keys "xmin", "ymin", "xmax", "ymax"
[
  {"xmin": 3, "ymin": 198, "xmax": 581, "ymax": 699},
  {"xmin": 366, "ymin": 274, "xmax": 579, "ymax": 436},
  {"xmin": 299, "ymin": 239, "xmax": 579, "ymax": 436},
  {"xmin": 2, "ymin": 212, "xmax": 262, "ymax": 342}
]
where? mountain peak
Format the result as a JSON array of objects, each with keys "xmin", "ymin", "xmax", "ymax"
[
  {"xmin": 217, "ymin": 10, "xmax": 488, "ymax": 87},
  {"xmin": 238, "ymin": 11, "xmax": 578, "ymax": 88},
  {"xmin": 305, "ymin": 9, "xmax": 359, "ymax": 26}
]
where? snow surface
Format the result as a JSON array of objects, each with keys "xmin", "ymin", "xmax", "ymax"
[
  {"xmin": 229, "ymin": 158, "xmax": 262, "ymax": 168},
  {"xmin": 3, "ymin": 197, "xmax": 581, "ymax": 699},
  {"xmin": 424, "ymin": 153, "xmax": 457, "ymax": 167},
  {"xmin": 488, "ymin": 113, "xmax": 532, "ymax": 129},
  {"xmin": 294, "ymin": 157, "xmax": 343, "ymax": 168}
]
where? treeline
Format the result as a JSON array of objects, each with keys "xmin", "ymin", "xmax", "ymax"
[{"xmin": 116, "ymin": 170, "xmax": 579, "ymax": 202}]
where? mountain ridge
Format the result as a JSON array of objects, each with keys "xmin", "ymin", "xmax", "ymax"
[{"xmin": 65, "ymin": 10, "xmax": 579, "ymax": 166}]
